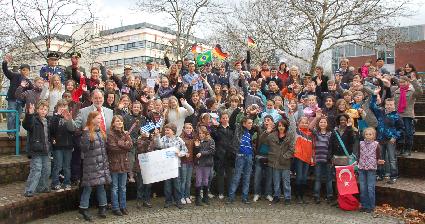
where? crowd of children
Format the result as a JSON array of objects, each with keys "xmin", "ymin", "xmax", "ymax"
[{"xmin": 2, "ymin": 51, "xmax": 422, "ymax": 221}]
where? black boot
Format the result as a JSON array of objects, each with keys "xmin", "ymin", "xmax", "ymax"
[
  {"xmin": 79, "ymin": 208, "xmax": 93, "ymax": 222},
  {"xmin": 202, "ymin": 186, "xmax": 210, "ymax": 205},
  {"xmin": 98, "ymin": 206, "xmax": 107, "ymax": 218},
  {"xmin": 195, "ymin": 187, "xmax": 203, "ymax": 206},
  {"xmin": 295, "ymin": 184, "xmax": 302, "ymax": 204},
  {"xmin": 300, "ymin": 184, "xmax": 308, "ymax": 204}
]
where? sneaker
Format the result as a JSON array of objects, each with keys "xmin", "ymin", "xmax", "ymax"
[
  {"xmin": 64, "ymin": 185, "xmax": 72, "ymax": 191},
  {"xmin": 185, "ymin": 198, "xmax": 192, "ymax": 204},
  {"xmin": 226, "ymin": 198, "xmax": 234, "ymax": 204},
  {"xmin": 175, "ymin": 203, "xmax": 183, "ymax": 209},
  {"xmin": 253, "ymin": 194, "xmax": 260, "ymax": 202},
  {"xmin": 52, "ymin": 185, "xmax": 62, "ymax": 191},
  {"xmin": 266, "ymin": 195, "xmax": 273, "ymax": 202},
  {"xmin": 242, "ymin": 199, "xmax": 251, "ymax": 204},
  {"xmin": 272, "ymin": 197, "xmax": 280, "ymax": 204},
  {"xmin": 208, "ymin": 193, "xmax": 215, "ymax": 199},
  {"xmin": 181, "ymin": 198, "xmax": 186, "ymax": 204},
  {"xmin": 284, "ymin": 199, "xmax": 291, "ymax": 205},
  {"xmin": 143, "ymin": 201, "xmax": 152, "ymax": 208},
  {"xmin": 218, "ymin": 194, "xmax": 224, "ymax": 200},
  {"xmin": 314, "ymin": 197, "xmax": 320, "ymax": 204},
  {"xmin": 387, "ymin": 178, "xmax": 397, "ymax": 184},
  {"xmin": 24, "ymin": 192, "xmax": 34, "ymax": 197},
  {"xmin": 128, "ymin": 177, "xmax": 135, "ymax": 183},
  {"xmin": 164, "ymin": 202, "xmax": 172, "ymax": 208}
]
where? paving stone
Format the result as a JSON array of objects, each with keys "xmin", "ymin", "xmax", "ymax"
[{"xmin": 27, "ymin": 199, "xmax": 400, "ymax": 224}]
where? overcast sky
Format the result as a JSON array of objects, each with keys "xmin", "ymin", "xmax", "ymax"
[{"xmin": 93, "ymin": 0, "xmax": 425, "ymax": 36}]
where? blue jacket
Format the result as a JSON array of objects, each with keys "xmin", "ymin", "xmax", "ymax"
[{"xmin": 369, "ymin": 95, "xmax": 404, "ymax": 142}]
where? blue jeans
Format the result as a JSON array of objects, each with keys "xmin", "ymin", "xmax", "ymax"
[
  {"xmin": 79, "ymin": 185, "xmax": 107, "ymax": 209},
  {"xmin": 294, "ymin": 158, "xmax": 309, "ymax": 185},
  {"xmin": 179, "ymin": 163, "xmax": 193, "ymax": 198},
  {"xmin": 52, "ymin": 149, "xmax": 72, "ymax": 186},
  {"xmin": 253, "ymin": 157, "xmax": 272, "ymax": 196},
  {"xmin": 272, "ymin": 168, "xmax": 291, "ymax": 199},
  {"xmin": 7, "ymin": 99, "xmax": 22, "ymax": 133},
  {"xmin": 111, "ymin": 173, "xmax": 127, "ymax": 210},
  {"xmin": 402, "ymin": 117, "xmax": 414, "ymax": 155},
  {"xmin": 381, "ymin": 142, "xmax": 398, "ymax": 178},
  {"xmin": 358, "ymin": 169, "xmax": 376, "ymax": 210},
  {"xmin": 228, "ymin": 154, "xmax": 253, "ymax": 201},
  {"xmin": 313, "ymin": 162, "xmax": 334, "ymax": 198},
  {"xmin": 24, "ymin": 155, "xmax": 51, "ymax": 194},
  {"xmin": 164, "ymin": 177, "xmax": 182, "ymax": 204},
  {"xmin": 136, "ymin": 172, "xmax": 151, "ymax": 202}
]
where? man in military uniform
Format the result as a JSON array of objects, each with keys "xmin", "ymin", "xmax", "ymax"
[
  {"xmin": 140, "ymin": 59, "xmax": 159, "ymax": 85},
  {"xmin": 39, "ymin": 52, "xmax": 66, "ymax": 83},
  {"xmin": 65, "ymin": 52, "xmax": 86, "ymax": 84}
]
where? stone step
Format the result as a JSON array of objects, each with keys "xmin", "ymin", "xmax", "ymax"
[
  {"xmin": 414, "ymin": 103, "xmax": 425, "ymax": 115},
  {"xmin": 413, "ymin": 132, "xmax": 425, "ymax": 152},
  {"xmin": 0, "ymin": 155, "xmax": 30, "ymax": 185},
  {"xmin": 397, "ymin": 152, "xmax": 425, "ymax": 179},
  {"xmin": 376, "ymin": 177, "xmax": 425, "ymax": 212},
  {"xmin": 414, "ymin": 116, "xmax": 425, "ymax": 132},
  {"xmin": 0, "ymin": 136, "xmax": 26, "ymax": 155},
  {"xmin": 0, "ymin": 181, "xmax": 139, "ymax": 224}
]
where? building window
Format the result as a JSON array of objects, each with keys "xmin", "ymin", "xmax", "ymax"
[
  {"xmin": 104, "ymin": 47, "xmax": 109, "ymax": 53},
  {"xmin": 112, "ymin": 45, "xmax": 118, "ymax": 52},
  {"xmin": 146, "ymin": 41, "xmax": 152, "ymax": 49},
  {"xmin": 127, "ymin": 42, "xmax": 136, "ymax": 49},
  {"xmin": 118, "ymin": 44, "xmax": 125, "ymax": 51},
  {"xmin": 138, "ymin": 41, "xmax": 145, "ymax": 48},
  {"xmin": 117, "ymin": 59, "xmax": 123, "ymax": 65},
  {"xmin": 377, "ymin": 49, "xmax": 394, "ymax": 65}
]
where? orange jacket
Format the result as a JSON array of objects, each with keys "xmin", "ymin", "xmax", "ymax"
[{"xmin": 293, "ymin": 128, "xmax": 315, "ymax": 165}]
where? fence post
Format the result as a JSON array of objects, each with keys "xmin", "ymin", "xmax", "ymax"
[{"xmin": 15, "ymin": 110, "xmax": 20, "ymax": 156}]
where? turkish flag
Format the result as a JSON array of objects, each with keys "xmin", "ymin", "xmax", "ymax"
[{"xmin": 335, "ymin": 165, "xmax": 358, "ymax": 195}]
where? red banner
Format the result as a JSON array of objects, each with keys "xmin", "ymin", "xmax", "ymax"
[{"xmin": 335, "ymin": 165, "xmax": 358, "ymax": 195}]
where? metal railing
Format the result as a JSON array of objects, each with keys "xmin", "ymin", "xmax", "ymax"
[{"xmin": 0, "ymin": 93, "xmax": 21, "ymax": 155}]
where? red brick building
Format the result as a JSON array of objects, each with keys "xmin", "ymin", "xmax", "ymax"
[{"xmin": 332, "ymin": 24, "xmax": 425, "ymax": 74}]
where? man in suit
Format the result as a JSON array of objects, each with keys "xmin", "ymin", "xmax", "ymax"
[{"xmin": 64, "ymin": 89, "xmax": 113, "ymax": 133}]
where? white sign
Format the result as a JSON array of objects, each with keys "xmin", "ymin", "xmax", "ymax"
[
  {"xmin": 146, "ymin": 78, "xmax": 156, "ymax": 88},
  {"xmin": 138, "ymin": 147, "xmax": 179, "ymax": 184}
]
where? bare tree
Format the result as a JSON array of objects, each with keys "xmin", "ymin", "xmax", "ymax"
[
  {"xmin": 136, "ymin": 0, "xmax": 220, "ymax": 60},
  {"xmin": 218, "ymin": 0, "xmax": 410, "ymax": 74},
  {"xmin": 10, "ymin": 0, "xmax": 96, "ymax": 59}
]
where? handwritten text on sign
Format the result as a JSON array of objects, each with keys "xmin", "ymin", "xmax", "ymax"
[{"xmin": 138, "ymin": 147, "xmax": 179, "ymax": 184}]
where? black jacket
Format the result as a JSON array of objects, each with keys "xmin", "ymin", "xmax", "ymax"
[
  {"xmin": 2, "ymin": 61, "xmax": 33, "ymax": 100},
  {"xmin": 194, "ymin": 139, "xmax": 215, "ymax": 167},
  {"xmin": 124, "ymin": 113, "xmax": 147, "ymax": 142},
  {"xmin": 23, "ymin": 113, "xmax": 50, "ymax": 156},
  {"xmin": 50, "ymin": 114, "xmax": 74, "ymax": 150},
  {"xmin": 211, "ymin": 124, "xmax": 235, "ymax": 160}
]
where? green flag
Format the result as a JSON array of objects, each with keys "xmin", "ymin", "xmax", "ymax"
[{"xmin": 196, "ymin": 50, "xmax": 212, "ymax": 66}]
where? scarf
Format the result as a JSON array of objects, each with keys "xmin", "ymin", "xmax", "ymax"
[{"xmin": 397, "ymin": 85, "xmax": 409, "ymax": 113}]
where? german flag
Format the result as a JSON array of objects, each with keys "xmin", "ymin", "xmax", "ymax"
[
  {"xmin": 212, "ymin": 44, "xmax": 229, "ymax": 60},
  {"xmin": 191, "ymin": 43, "xmax": 202, "ymax": 54},
  {"xmin": 247, "ymin": 36, "xmax": 256, "ymax": 48}
]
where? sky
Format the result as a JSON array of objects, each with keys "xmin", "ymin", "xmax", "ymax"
[{"xmin": 93, "ymin": 0, "xmax": 425, "ymax": 36}]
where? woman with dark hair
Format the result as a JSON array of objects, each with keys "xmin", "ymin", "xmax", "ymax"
[
  {"xmin": 277, "ymin": 62, "xmax": 289, "ymax": 86},
  {"xmin": 404, "ymin": 63, "xmax": 416, "ymax": 77},
  {"xmin": 312, "ymin": 66, "xmax": 329, "ymax": 92},
  {"xmin": 328, "ymin": 114, "xmax": 357, "ymax": 165}
]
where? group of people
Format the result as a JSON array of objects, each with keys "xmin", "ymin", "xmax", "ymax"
[{"xmin": 1, "ymin": 50, "xmax": 422, "ymax": 221}]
